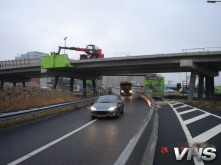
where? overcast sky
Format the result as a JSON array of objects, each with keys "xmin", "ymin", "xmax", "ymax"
[{"xmin": 1, "ymin": 0, "xmax": 221, "ymax": 85}]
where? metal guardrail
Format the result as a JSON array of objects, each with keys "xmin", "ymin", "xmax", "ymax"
[{"xmin": 0, "ymin": 97, "xmax": 97, "ymax": 121}]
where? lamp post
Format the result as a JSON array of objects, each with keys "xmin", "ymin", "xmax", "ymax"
[
  {"xmin": 207, "ymin": 0, "xmax": 221, "ymax": 3},
  {"xmin": 64, "ymin": 37, "xmax": 67, "ymax": 54},
  {"xmin": 27, "ymin": 52, "xmax": 29, "ymax": 64}
]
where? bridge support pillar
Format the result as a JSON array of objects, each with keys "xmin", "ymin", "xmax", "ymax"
[
  {"xmin": 205, "ymin": 77, "xmax": 215, "ymax": 100},
  {"xmin": 0, "ymin": 81, "xmax": 4, "ymax": 90},
  {"xmin": 198, "ymin": 75, "xmax": 204, "ymax": 100},
  {"xmin": 188, "ymin": 71, "xmax": 196, "ymax": 102},
  {"xmin": 53, "ymin": 76, "xmax": 59, "ymax": 89},
  {"xmin": 22, "ymin": 82, "xmax": 26, "ymax": 88},
  {"xmin": 92, "ymin": 79, "xmax": 96, "ymax": 97},
  {"xmin": 69, "ymin": 78, "xmax": 74, "ymax": 92},
  {"xmin": 83, "ymin": 80, "xmax": 87, "ymax": 97}
]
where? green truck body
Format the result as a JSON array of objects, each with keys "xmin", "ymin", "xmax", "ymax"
[{"xmin": 41, "ymin": 53, "xmax": 73, "ymax": 69}]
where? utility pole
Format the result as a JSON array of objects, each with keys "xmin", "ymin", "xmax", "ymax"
[{"xmin": 64, "ymin": 37, "xmax": 67, "ymax": 54}]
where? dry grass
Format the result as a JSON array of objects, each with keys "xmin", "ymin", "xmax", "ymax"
[
  {"xmin": 185, "ymin": 100, "xmax": 221, "ymax": 113},
  {"xmin": 166, "ymin": 96, "xmax": 221, "ymax": 113},
  {"xmin": 0, "ymin": 87, "xmax": 94, "ymax": 128},
  {"xmin": 0, "ymin": 87, "xmax": 77, "ymax": 112},
  {"xmin": 133, "ymin": 88, "xmax": 221, "ymax": 113}
]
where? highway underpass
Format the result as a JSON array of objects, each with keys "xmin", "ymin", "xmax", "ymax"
[
  {"xmin": 0, "ymin": 90, "xmax": 220, "ymax": 165},
  {"xmin": 1, "ymin": 51, "xmax": 221, "ymax": 101}
]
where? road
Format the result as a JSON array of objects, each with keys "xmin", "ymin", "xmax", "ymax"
[
  {"xmin": 154, "ymin": 97, "xmax": 221, "ymax": 165},
  {"xmin": 0, "ymin": 93, "xmax": 150, "ymax": 165},
  {"xmin": 1, "ymin": 92, "xmax": 220, "ymax": 165}
]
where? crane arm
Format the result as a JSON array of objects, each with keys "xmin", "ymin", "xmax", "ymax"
[{"xmin": 57, "ymin": 46, "xmax": 86, "ymax": 54}]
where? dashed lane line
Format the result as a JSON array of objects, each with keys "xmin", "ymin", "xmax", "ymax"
[
  {"xmin": 164, "ymin": 99, "xmax": 204, "ymax": 165},
  {"xmin": 165, "ymin": 99, "xmax": 221, "ymax": 165},
  {"xmin": 174, "ymin": 105, "xmax": 189, "ymax": 109},
  {"xmin": 7, "ymin": 119, "xmax": 97, "ymax": 165},
  {"xmin": 184, "ymin": 113, "xmax": 211, "ymax": 125},
  {"xmin": 170, "ymin": 102, "xmax": 182, "ymax": 106},
  {"xmin": 168, "ymin": 101, "xmax": 221, "ymax": 120},
  {"xmin": 179, "ymin": 108, "xmax": 199, "ymax": 115}
]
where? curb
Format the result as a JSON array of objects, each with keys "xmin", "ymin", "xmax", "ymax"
[{"xmin": 114, "ymin": 92, "xmax": 159, "ymax": 165}]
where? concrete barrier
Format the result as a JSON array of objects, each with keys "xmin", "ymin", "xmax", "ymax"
[{"xmin": 114, "ymin": 92, "xmax": 159, "ymax": 165}]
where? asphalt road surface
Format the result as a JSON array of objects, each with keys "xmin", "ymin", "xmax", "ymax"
[
  {"xmin": 1, "ymin": 91, "xmax": 220, "ymax": 165},
  {"xmin": 0, "ymin": 93, "xmax": 150, "ymax": 165},
  {"xmin": 154, "ymin": 97, "xmax": 221, "ymax": 165}
]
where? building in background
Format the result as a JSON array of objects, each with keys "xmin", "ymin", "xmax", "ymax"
[
  {"xmin": 102, "ymin": 76, "xmax": 145, "ymax": 87},
  {"xmin": 15, "ymin": 51, "xmax": 48, "ymax": 87},
  {"xmin": 15, "ymin": 51, "xmax": 47, "ymax": 60}
]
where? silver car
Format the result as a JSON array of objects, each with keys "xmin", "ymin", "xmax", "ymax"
[{"xmin": 89, "ymin": 95, "xmax": 124, "ymax": 119}]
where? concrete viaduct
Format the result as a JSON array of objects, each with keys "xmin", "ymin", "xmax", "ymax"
[{"xmin": 0, "ymin": 51, "xmax": 221, "ymax": 101}]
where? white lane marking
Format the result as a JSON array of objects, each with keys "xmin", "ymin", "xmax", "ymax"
[
  {"xmin": 166, "ymin": 99, "xmax": 221, "ymax": 165},
  {"xmin": 192, "ymin": 124, "xmax": 221, "ymax": 143},
  {"xmin": 184, "ymin": 113, "xmax": 211, "ymax": 125},
  {"xmin": 174, "ymin": 105, "xmax": 189, "ymax": 109},
  {"xmin": 168, "ymin": 101, "xmax": 177, "ymax": 104},
  {"xmin": 164, "ymin": 99, "xmax": 204, "ymax": 165},
  {"xmin": 7, "ymin": 120, "xmax": 97, "ymax": 165},
  {"xmin": 170, "ymin": 102, "xmax": 182, "ymax": 106},
  {"xmin": 169, "ymin": 100, "xmax": 221, "ymax": 120},
  {"xmin": 179, "ymin": 108, "xmax": 198, "ymax": 115}
]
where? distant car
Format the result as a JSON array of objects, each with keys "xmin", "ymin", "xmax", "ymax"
[
  {"xmin": 89, "ymin": 95, "xmax": 124, "ymax": 119},
  {"xmin": 179, "ymin": 88, "xmax": 189, "ymax": 93},
  {"xmin": 164, "ymin": 88, "xmax": 175, "ymax": 93},
  {"xmin": 40, "ymin": 86, "xmax": 51, "ymax": 90}
]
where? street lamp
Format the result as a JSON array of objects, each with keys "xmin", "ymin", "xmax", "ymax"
[
  {"xmin": 207, "ymin": 0, "xmax": 221, "ymax": 3},
  {"xmin": 64, "ymin": 37, "xmax": 67, "ymax": 54}
]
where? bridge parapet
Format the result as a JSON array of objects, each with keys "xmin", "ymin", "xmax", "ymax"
[
  {"xmin": 0, "ymin": 59, "xmax": 40, "ymax": 69},
  {"xmin": 0, "ymin": 52, "xmax": 74, "ymax": 70}
]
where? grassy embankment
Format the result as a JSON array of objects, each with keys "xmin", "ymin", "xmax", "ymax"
[
  {"xmin": 0, "ymin": 87, "xmax": 78, "ymax": 112},
  {"xmin": 133, "ymin": 88, "xmax": 221, "ymax": 113},
  {"xmin": 0, "ymin": 87, "xmax": 92, "ymax": 128},
  {"xmin": 162, "ymin": 95, "xmax": 221, "ymax": 113}
]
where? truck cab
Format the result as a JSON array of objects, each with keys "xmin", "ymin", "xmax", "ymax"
[{"xmin": 120, "ymin": 81, "xmax": 132, "ymax": 96}]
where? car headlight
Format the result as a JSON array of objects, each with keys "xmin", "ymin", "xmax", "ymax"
[
  {"xmin": 90, "ymin": 106, "xmax": 96, "ymax": 111},
  {"xmin": 108, "ymin": 106, "xmax": 117, "ymax": 111},
  {"xmin": 121, "ymin": 90, "xmax": 124, "ymax": 93}
]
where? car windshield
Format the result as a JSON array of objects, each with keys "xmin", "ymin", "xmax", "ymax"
[
  {"xmin": 96, "ymin": 96, "xmax": 117, "ymax": 103},
  {"xmin": 120, "ymin": 83, "xmax": 132, "ymax": 88}
]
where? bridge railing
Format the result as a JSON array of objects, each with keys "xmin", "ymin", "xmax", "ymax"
[{"xmin": 0, "ymin": 59, "xmax": 40, "ymax": 69}]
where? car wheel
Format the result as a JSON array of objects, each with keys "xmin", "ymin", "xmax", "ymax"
[
  {"xmin": 120, "ymin": 105, "xmax": 124, "ymax": 114},
  {"xmin": 91, "ymin": 116, "xmax": 96, "ymax": 120},
  {"xmin": 80, "ymin": 55, "xmax": 87, "ymax": 60},
  {"xmin": 115, "ymin": 110, "xmax": 120, "ymax": 119},
  {"xmin": 91, "ymin": 55, "xmax": 97, "ymax": 59}
]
